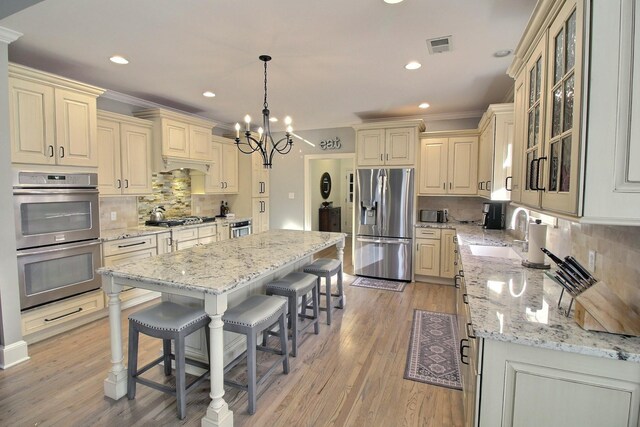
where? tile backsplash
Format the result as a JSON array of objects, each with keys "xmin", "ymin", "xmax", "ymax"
[
  {"xmin": 137, "ymin": 170, "xmax": 192, "ymax": 221},
  {"xmin": 417, "ymin": 196, "xmax": 485, "ymax": 223}
]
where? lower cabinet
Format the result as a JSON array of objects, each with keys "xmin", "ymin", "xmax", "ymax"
[
  {"xmin": 156, "ymin": 231, "xmax": 173, "ymax": 254},
  {"xmin": 319, "ymin": 207, "xmax": 341, "ymax": 232},
  {"xmin": 414, "ymin": 227, "xmax": 457, "ymax": 282},
  {"xmin": 252, "ymin": 198, "xmax": 269, "ymax": 233},
  {"xmin": 172, "ymin": 224, "xmax": 218, "ymax": 250}
]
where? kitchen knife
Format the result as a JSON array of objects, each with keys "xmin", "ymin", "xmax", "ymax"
[
  {"xmin": 553, "ymin": 273, "xmax": 577, "ymax": 297},
  {"xmin": 541, "ymin": 248, "xmax": 591, "ymax": 290},
  {"xmin": 556, "ymin": 268, "xmax": 586, "ymax": 294},
  {"xmin": 565, "ymin": 256, "xmax": 597, "ymax": 285}
]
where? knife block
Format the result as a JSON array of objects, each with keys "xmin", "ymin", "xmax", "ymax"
[{"xmin": 574, "ymin": 281, "xmax": 640, "ymax": 337}]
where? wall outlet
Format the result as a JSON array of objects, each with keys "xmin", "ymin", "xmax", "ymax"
[
  {"xmin": 588, "ymin": 250, "xmax": 596, "ymax": 272},
  {"xmin": 110, "ymin": 211, "xmax": 117, "ymax": 221},
  {"xmin": 288, "ymin": 192, "xmax": 295, "ymax": 199}
]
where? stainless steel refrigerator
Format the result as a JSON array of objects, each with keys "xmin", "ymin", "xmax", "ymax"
[{"xmin": 354, "ymin": 168, "xmax": 414, "ymax": 281}]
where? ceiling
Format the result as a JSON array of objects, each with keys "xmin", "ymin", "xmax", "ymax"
[{"xmin": 0, "ymin": 0, "xmax": 536, "ymax": 131}]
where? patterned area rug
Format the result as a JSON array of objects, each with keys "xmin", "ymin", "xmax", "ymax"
[
  {"xmin": 350, "ymin": 276, "xmax": 407, "ymax": 292},
  {"xmin": 404, "ymin": 310, "xmax": 462, "ymax": 390}
]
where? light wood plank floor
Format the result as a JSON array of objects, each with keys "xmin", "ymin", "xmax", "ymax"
[{"xmin": 0, "ymin": 237, "xmax": 463, "ymax": 426}]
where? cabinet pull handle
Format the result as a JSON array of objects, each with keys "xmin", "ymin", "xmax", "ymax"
[
  {"xmin": 380, "ymin": 154, "xmax": 383, "ymax": 161},
  {"xmin": 466, "ymin": 322, "xmax": 476, "ymax": 339},
  {"xmin": 45, "ymin": 307, "xmax": 83, "ymax": 322},
  {"xmin": 117, "ymin": 241, "xmax": 146, "ymax": 248},
  {"xmin": 48, "ymin": 145, "xmax": 55, "ymax": 157},
  {"xmin": 486, "ymin": 180, "xmax": 491, "ymax": 191},
  {"xmin": 535, "ymin": 156, "xmax": 547, "ymax": 192},
  {"xmin": 449, "ymin": 182, "xmax": 452, "ymax": 190},
  {"xmin": 124, "ymin": 179, "xmax": 129, "ymax": 188},
  {"xmin": 459, "ymin": 339, "xmax": 469, "ymax": 365},
  {"xmin": 454, "ymin": 274, "xmax": 461, "ymax": 288},
  {"xmin": 478, "ymin": 181, "xmax": 484, "ymax": 190},
  {"xmin": 443, "ymin": 183, "xmax": 446, "ymax": 190},
  {"xmin": 116, "ymin": 179, "xmax": 122, "ymax": 189},
  {"xmin": 59, "ymin": 146, "xmax": 65, "ymax": 158},
  {"xmin": 463, "ymin": 293, "xmax": 469, "ymax": 304},
  {"xmin": 529, "ymin": 158, "xmax": 538, "ymax": 190},
  {"xmin": 505, "ymin": 176, "xmax": 513, "ymax": 192},
  {"xmin": 386, "ymin": 153, "xmax": 389, "ymax": 161}
]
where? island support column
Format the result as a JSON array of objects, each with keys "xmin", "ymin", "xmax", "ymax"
[
  {"xmin": 202, "ymin": 293, "xmax": 233, "ymax": 427},
  {"xmin": 103, "ymin": 279, "xmax": 127, "ymax": 399}
]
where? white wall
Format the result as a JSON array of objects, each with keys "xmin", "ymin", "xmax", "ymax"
[{"xmin": 269, "ymin": 127, "xmax": 355, "ymax": 230}]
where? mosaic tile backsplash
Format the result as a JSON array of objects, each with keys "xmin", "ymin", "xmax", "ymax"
[{"xmin": 137, "ymin": 170, "xmax": 192, "ymax": 221}]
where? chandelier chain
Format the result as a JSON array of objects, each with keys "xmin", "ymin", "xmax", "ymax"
[{"xmin": 263, "ymin": 60, "xmax": 268, "ymax": 109}]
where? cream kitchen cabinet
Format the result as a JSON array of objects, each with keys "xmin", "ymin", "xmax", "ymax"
[
  {"xmin": 8, "ymin": 64, "xmax": 103, "ymax": 167},
  {"xmin": 102, "ymin": 234, "xmax": 160, "ymax": 308},
  {"xmin": 353, "ymin": 120, "xmax": 425, "ymax": 167},
  {"xmin": 172, "ymin": 224, "xmax": 217, "ymax": 250},
  {"xmin": 191, "ymin": 136, "xmax": 239, "ymax": 194},
  {"xmin": 510, "ymin": 72, "xmax": 527, "ymax": 203},
  {"xmin": 419, "ymin": 131, "xmax": 479, "ymax": 195},
  {"xmin": 252, "ymin": 198, "xmax": 270, "ymax": 233},
  {"xmin": 477, "ymin": 104, "xmax": 514, "ymax": 201},
  {"xmin": 251, "ymin": 151, "xmax": 270, "ymax": 197},
  {"xmin": 439, "ymin": 229, "xmax": 457, "ymax": 279},
  {"xmin": 156, "ymin": 231, "xmax": 173, "ymax": 255},
  {"xmin": 97, "ymin": 111, "xmax": 152, "ymax": 196},
  {"xmin": 414, "ymin": 228, "xmax": 441, "ymax": 277},
  {"xmin": 133, "ymin": 108, "xmax": 215, "ymax": 171},
  {"xmin": 509, "ymin": 0, "xmax": 585, "ymax": 216},
  {"xmin": 217, "ymin": 222, "xmax": 230, "ymax": 241}
]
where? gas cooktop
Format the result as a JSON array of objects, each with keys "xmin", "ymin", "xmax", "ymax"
[{"xmin": 145, "ymin": 216, "xmax": 216, "ymax": 228}]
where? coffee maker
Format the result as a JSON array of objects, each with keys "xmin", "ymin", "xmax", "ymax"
[{"xmin": 482, "ymin": 202, "xmax": 505, "ymax": 229}]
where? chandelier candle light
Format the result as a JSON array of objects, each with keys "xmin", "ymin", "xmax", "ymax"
[{"xmin": 235, "ymin": 55, "xmax": 294, "ymax": 168}]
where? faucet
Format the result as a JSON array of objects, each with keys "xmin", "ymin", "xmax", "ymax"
[{"xmin": 510, "ymin": 207, "xmax": 530, "ymax": 252}]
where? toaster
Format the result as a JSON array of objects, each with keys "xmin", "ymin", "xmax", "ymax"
[{"xmin": 420, "ymin": 209, "xmax": 448, "ymax": 223}]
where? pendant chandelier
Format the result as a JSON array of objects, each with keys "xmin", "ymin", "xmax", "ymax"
[{"xmin": 234, "ymin": 55, "xmax": 293, "ymax": 168}]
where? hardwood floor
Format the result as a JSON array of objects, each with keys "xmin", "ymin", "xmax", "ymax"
[{"xmin": 0, "ymin": 237, "xmax": 463, "ymax": 426}]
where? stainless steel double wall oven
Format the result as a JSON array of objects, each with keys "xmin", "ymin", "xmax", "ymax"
[{"xmin": 14, "ymin": 171, "xmax": 102, "ymax": 310}]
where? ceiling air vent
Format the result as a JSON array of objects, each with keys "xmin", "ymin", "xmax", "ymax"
[{"xmin": 426, "ymin": 36, "xmax": 453, "ymax": 54}]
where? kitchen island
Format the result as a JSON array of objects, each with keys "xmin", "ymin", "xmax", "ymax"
[{"xmin": 98, "ymin": 229, "xmax": 345, "ymax": 427}]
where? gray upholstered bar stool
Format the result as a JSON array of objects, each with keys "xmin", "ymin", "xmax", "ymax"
[
  {"xmin": 303, "ymin": 258, "xmax": 344, "ymax": 325},
  {"xmin": 223, "ymin": 294, "xmax": 290, "ymax": 415},
  {"xmin": 265, "ymin": 271, "xmax": 320, "ymax": 357},
  {"xmin": 127, "ymin": 301, "xmax": 210, "ymax": 420}
]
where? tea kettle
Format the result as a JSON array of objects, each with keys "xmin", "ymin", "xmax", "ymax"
[{"xmin": 149, "ymin": 206, "xmax": 165, "ymax": 222}]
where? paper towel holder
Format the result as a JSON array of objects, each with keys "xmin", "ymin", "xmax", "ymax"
[{"xmin": 521, "ymin": 220, "xmax": 551, "ymax": 269}]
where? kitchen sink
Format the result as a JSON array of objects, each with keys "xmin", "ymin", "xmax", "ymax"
[{"xmin": 469, "ymin": 245, "xmax": 521, "ymax": 260}]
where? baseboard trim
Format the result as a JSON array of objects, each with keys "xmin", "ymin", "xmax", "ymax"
[{"xmin": 0, "ymin": 340, "xmax": 30, "ymax": 369}]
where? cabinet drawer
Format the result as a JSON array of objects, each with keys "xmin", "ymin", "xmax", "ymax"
[
  {"xmin": 416, "ymin": 228, "xmax": 441, "ymax": 239},
  {"xmin": 21, "ymin": 289, "xmax": 104, "ymax": 336},
  {"xmin": 173, "ymin": 227, "xmax": 198, "ymax": 242},
  {"xmin": 103, "ymin": 248, "xmax": 157, "ymax": 267},
  {"xmin": 198, "ymin": 225, "xmax": 217, "ymax": 238},
  {"xmin": 199, "ymin": 236, "xmax": 216, "ymax": 245},
  {"xmin": 103, "ymin": 235, "xmax": 157, "ymax": 257}
]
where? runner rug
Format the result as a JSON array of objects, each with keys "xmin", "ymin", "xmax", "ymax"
[
  {"xmin": 350, "ymin": 276, "xmax": 407, "ymax": 292},
  {"xmin": 404, "ymin": 309, "xmax": 462, "ymax": 390}
]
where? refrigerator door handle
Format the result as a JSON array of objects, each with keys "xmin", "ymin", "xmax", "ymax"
[{"xmin": 356, "ymin": 237, "xmax": 412, "ymax": 244}]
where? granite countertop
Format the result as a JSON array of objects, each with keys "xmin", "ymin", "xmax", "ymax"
[
  {"xmin": 416, "ymin": 222, "xmax": 640, "ymax": 362},
  {"xmin": 100, "ymin": 217, "xmax": 253, "ymax": 242},
  {"xmin": 98, "ymin": 229, "xmax": 345, "ymax": 296}
]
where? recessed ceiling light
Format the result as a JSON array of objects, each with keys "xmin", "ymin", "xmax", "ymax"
[
  {"xmin": 384, "ymin": 0, "xmax": 404, "ymax": 3},
  {"xmin": 202, "ymin": 91, "xmax": 216, "ymax": 98},
  {"xmin": 109, "ymin": 55, "xmax": 129, "ymax": 65},
  {"xmin": 405, "ymin": 61, "xmax": 421, "ymax": 70},
  {"xmin": 269, "ymin": 117, "xmax": 278, "ymax": 122},
  {"xmin": 494, "ymin": 49, "xmax": 513, "ymax": 58},
  {"xmin": 419, "ymin": 103, "xmax": 430, "ymax": 109}
]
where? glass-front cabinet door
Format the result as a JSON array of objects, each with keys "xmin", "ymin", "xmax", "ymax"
[
  {"xmin": 519, "ymin": 35, "xmax": 547, "ymax": 207},
  {"xmin": 542, "ymin": 0, "xmax": 583, "ymax": 214}
]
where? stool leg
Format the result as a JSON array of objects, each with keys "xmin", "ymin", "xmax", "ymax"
[
  {"xmin": 312, "ymin": 283, "xmax": 320, "ymax": 335},
  {"xmin": 247, "ymin": 331, "xmax": 258, "ymax": 415},
  {"xmin": 290, "ymin": 294, "xmax": 298, "ymax": 357},
  {"xmin": 325, "ymin": 273, "xmax": 332, "ymax": 325},
  {"xmin": 127, "ymin": 323, "xmax": 139, "ymax": 400},
  {"xmin": 337, "ymin": 268, "xmax": 345, "ymax": 309},
  {"xmin": 279, "ymin": 310, "xmax": 290, "ymax": 374},
  {"xmin": 175, "ymin": 335, "xmax": 187, "ymax": 420},
  {"xmin": 163, "ymin": 339, "xmax": 172, "ymax": 376}
]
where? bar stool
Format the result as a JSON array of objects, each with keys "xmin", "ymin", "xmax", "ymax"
[
  {"xmin": 303, "ymin": 258, "xmax": 344, "ymax": 325},
  {"xmin": 223, "ymin": 294, "xmax": 289, "ymax": 415},
  {"xmin": 127, "ymin": 301, "xmax": 211, "ymax": 420},
  {"xmin": 265, "ymin": 272, "xmax": 320, "ymax": 357}
]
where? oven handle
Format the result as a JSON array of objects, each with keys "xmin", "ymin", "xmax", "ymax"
[
  {"xmin": 17, "ymin": 240, "xmax": 102, "ymax": 257},
  {"xmin": 13, "ymin": 188, "xmax": 99, "ymax": 195}
]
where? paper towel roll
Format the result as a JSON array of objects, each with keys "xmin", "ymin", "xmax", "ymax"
[{"xmin": 527, "ymin": 221, "xmax": 547, "ymax": 264}]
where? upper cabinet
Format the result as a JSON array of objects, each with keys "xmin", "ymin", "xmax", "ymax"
[
  {"xmin": 191, "ymin": 136, "xmax": 239, "ymax": 195},
  {"xmin": 251, "ymin": 151, "xmax": 270, "ymax": 198},
  {"xmin": 477, "ymin": 104, "xmax": 515, "ymax": 201},
  {"xmin": 8, "ymin": 64, "xmax": 104, "ymax": 167},
  {"xmin": 509, "ymin": 0, "xmax": 584, "ymax": 216},
  {"xmin": 353, "ymin": 120, "xmax": 425, "ymax": 167},
  {"xmin": 419, "ymin": 130, "xmax": 478, "ymax": 196},
  {"xmin": 133, "ymin": 108, "xmax": 215, "ymax": 172},
  {"xmin": 97, "ymin": 111, "xmax": 153, "ymax": 196}
]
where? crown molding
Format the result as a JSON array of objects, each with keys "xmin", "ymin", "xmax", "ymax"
[{"xmin": 0, "ymin": 26, "xmax": 22, "ymax": 44}]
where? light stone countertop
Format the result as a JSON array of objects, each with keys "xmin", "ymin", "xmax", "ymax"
[
  {"xmin": 416, "ymin": 222, "xmax": 640, "ymax": 362},
  {"xmin": 100, "ymin": 217, "xmax": 253, "ymax": 242},
  {"xmin": 98, "ymin": 229, "xmax": 345, "ymax": 295}
]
